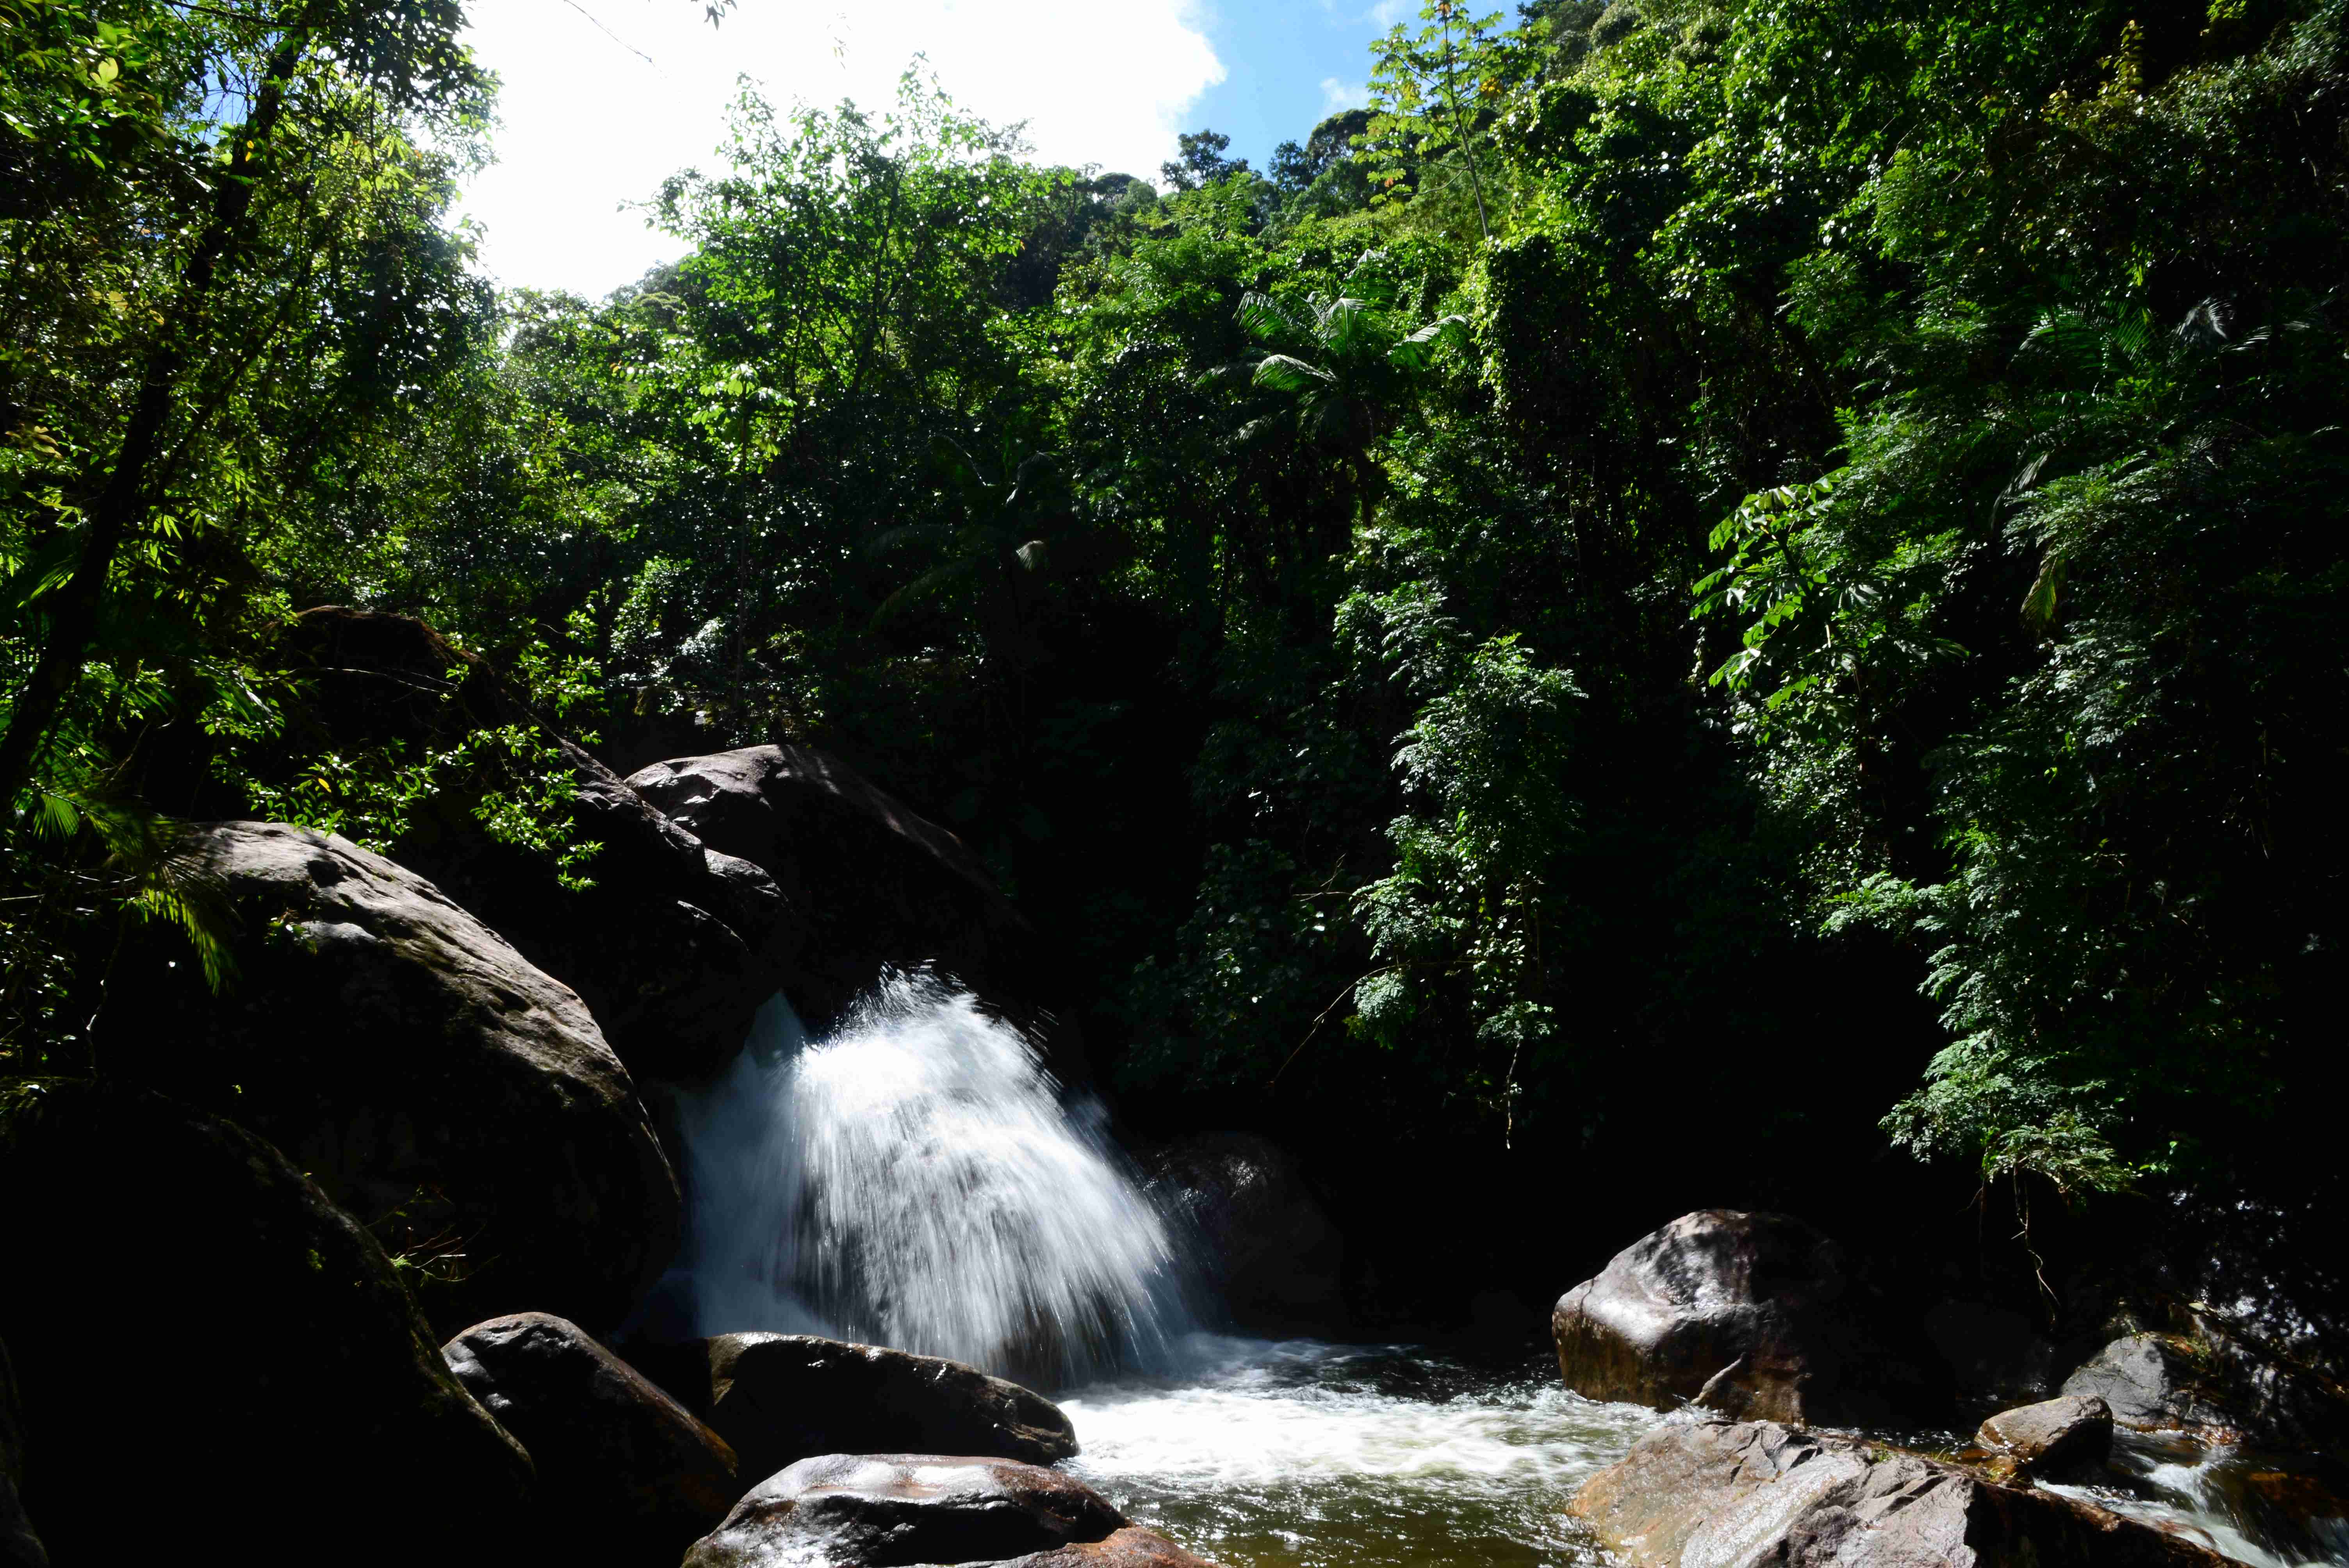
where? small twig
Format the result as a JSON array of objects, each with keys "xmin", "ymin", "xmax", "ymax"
[
  {"xmin": 556, "ymin": 0, "xmax": 657, "ymax": 66},
  {"xmin": 1268, "ymin": 963, "xmax": 1401, "ymax": 1090}
]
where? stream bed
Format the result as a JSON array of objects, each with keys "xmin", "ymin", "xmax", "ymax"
[{"xmin": 1059, "ymin": 1336, "xmax": 2349, "ymax": 1568}]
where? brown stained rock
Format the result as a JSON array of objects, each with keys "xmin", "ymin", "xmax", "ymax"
[
  {"xmin": 1977, "ymin": 1393, "xmax": 2115, "ymax": 1479},
  {"xmin": 92, "ymin": 821, "xmax": 681, "ymax": 1336},
  {"xmin": 642, "ymin": 1332, "xmax": 1076, "ymax": 1488},
  {"xmin": 1551, "ymin": 1210, "xmax": 1940, "ymax": 1425},
  {"xmin": 683, "ymin": 1454, "xmax": 1218, "ymax": 1568},
  {"xmin": 444, "ymin": 1313, "xmax": 738, "ymax": 1559},
  {"xmin": 1568, "ymin": 1417, "xmax": 2235, "ymax": 1568},
  {"xmin": 0, "ymin": 1082, "xmax": 534, "ymax": 1566}
]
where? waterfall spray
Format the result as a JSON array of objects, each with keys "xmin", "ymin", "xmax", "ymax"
[{"xmin": 675, "ymin": 971, "xmax": 1192, "ymax": 1387}]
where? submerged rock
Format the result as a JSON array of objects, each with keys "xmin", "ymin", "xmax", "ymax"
[
  {"xmin": 626, "ymin": 744, "xmax": 1062, "ymax": 1049},
  {"xmin": 93, "ymin": 821, "xmax": 680, "ymax": 1335},
  {"xmin": 1568, "ymin": 1416, "xmax": 2231, "ymax": 1568},
  {"xmin": 0, "ymin": 1082, "xmax": 533, "ymax": 1565},
  {"xmin": 1140, "ymin": 1131, "xmax": 1347, "ymax": 1335},
  {"xmin": 682, "ymin": 1454, "xmax": 1217, "ymax": 1568},
  {"xmin": 1977, "ymin": 1393, "xmax": 2115, "ymax": 1480},
  {"xmin": 1551, "ymin": 1210, "xmax": 1940, "ymax": 1424},
  {"xmin": 631, "ymin": 1332, "xmax": 1076, "ymax": 1486},
  {"xmin": 443, "ymin": 1313, "xmax": 738, "ymax": 1557}
]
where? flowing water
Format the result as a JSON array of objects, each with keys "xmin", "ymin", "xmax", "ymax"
[
  {"xmin": 673, "ymin": 974, "xmax": 1190, "ymax": 1385},
  {"xmin": 670, "ymin": 976, "xmax": 2344, "ymax": 1568},
  {"xmin": 1061, "ymin": 1338, "xmax": 1655, "ymax": 1568}
]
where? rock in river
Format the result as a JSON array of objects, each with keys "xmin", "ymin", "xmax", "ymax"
[
  {"xmin": 683, "ymin": 1454, "xmax": 1218, "ymax": 1568},
  {"xmin": 630, "ymin": 1332, "xmax": 1076, "ymax": 1487},
  {"xmin": 444, "ymin": 1313, "xmax": 739, "ymax": 1559},
  {"xmin": 91, "ymin": 821, "xmax": 681, "ymax": 1335},
  {"xmin": 0, "ymin": 1081, "xmax": 533, "ymax": 1566},
  {"xmin": 1569, "ymin": 1416, "xmax": 2232, "ymax": 1568},
  {"xmin": 1976, "ymin": 1393, "xmax": 2115, "ymax": 1481},
  {"xmin": 626, "ymin": 744, "xmax": 1061, "ymax": 1048},
  {"xmin": 1552, "ymin": 1209, "xmax": 1940, "ymax": 1424},
  {"xmin": 1139, "ymin": 1131, "xmax": 1347, "ymax": 1336}
]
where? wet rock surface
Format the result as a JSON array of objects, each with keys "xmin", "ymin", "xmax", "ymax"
[
  {"xmin": 627, "ymin": 744, "xmax": 1061, "ymax": 1049},
  {"xmin": 682, "ymin": 1453, "xmax": 1217, "ymax": 1568},
  {"xmin": 634, "ymin": 1332, "xmax": 1076, "ymax": 1486},
  {"xmin": 93, "ymin": 821, "xmax": 680, "ymax": 1334},
  {"xmin": 444, "ymin": 1312, "xmax": 738, "ymax": 1558},
  {"xmin": 0, "ymin": 1082, "xmax": 533, "ymax": 1566},
  {"xmin": 1140, "ymin": 1131, "xmax": 1347, "ymax": 1335},
  {"xmin": 1569, "ymin": 1416, "xmax": 2233, "ymax": 1568},
  {"xmin": 1552, "ymin": 1210, "xmax": 1941, "ymax": 1425},
  {"xmin": 2063, "ymin": 1334, "xmax": 2243, "ymax": 1440},
  {"xmin": 1978, "ymin": 1393, "xmax": 2116, "ymax": 1480}
]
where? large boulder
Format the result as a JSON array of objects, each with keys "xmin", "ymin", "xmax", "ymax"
[
  {"xmin": 1568, "ymin": 1416, "xmax": 2232, "ymax": 1568},
  {"xmin": 625, "ymin": 745, "xmax": 1057, "ymax": 1041},
  {"xmin": 682, "ymin": 1454, "xmax": 1218, "ymax": 1568},
  {"xmin": 2060, "ymin": 1328, "xmax": 2349, "ymax": 1450},
  {"xmin": 0, "ymin": 1082, "xmax": 534, "ymax": 1565},
  {"xmin": 1552, "ymin": 1210, "xmax": 1940, "ymax": 1425},
  {"xmin": 631, "ymin": 1332, "xmax": 1076, "ymax": 1486},
  {"xmin": 444, "ymin": 1313, "xmax": 738, "ymax": 1557},
  {"xmin": 0, "ymin": 1340, "xmax": 41, "ymax": 1568},
  {"xmin": 1139, "ymin": 1132, "xmax": 1346, "ymax": 1335},
  {"xmin": 93, "ymin": 821, "xmax": 679, "ymax": 1334},
  {"xmin": 272, "ymin": 607, "xmax": 802, "ymax": 1085}
]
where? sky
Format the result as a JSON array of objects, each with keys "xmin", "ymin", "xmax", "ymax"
[{"xmin": 452, "ymin": 0, "xmax": 1410, "ymax": 298}]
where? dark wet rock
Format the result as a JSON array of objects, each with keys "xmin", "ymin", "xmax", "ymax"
[
  {"xmin": 635, "ymin": 1332, "xmax": 1076, "ymax": 1486},
  {"xmin": 1551, "ymin": 1209, "xmax": 1941, "ymax": 1424},
  {"xmin": 0, "ymin": 1339, "xmax": 42, "ymax": 1568},
  {"xmin": 1924, "ymin": 1298, "xmax": 2060, "ymax": 1405},
  {"xmin": 1978, "ymin": 1393, "xmax": 2115, "ymax": 1480},
  {"xmin": 0, "ymin": 1081, "xmax": 533, "ymax": 1566},
  {"xmin": 93, "ymin": 820, "xmax": 680, "ymax": 1334},
  {"xmin": 626, "ymin": 745, "xmax": 1061, "ymax": 1048},
  {"xmin": 444, "ymin": 1313, "xmax": 738, "ymax": 1557},
  {"xmin": 271, "ymin": 607, "xmax": 803, "ymax": 1085},
  {"xmin": 681, "ymin": 1453, "xmax": 1218, "ymax": 1568},
  {"xmin": 1569, "ymin": 1416, "xmax": 2232, "ymax": 1568},
  {"xmin": 1139, "ymin": 1132, "xmax": 1346, "ymax": 1335}
]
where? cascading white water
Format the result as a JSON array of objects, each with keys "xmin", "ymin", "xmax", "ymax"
[{"xmin": 674, "ymin": 971, "xmax": 1192, "ymax": 1386}]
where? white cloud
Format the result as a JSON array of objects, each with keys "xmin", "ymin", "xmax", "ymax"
[
  {"xmin": 1366, "ymin": 0, "xmax": 1412, "ymax": 28},
  {"xmin": 454, "ymin": 0, "xmax": 1224, "ymax": 298},
  {"xmin": 1319, "ymin": 75, "xmax": 1367, "ymax": 114}
]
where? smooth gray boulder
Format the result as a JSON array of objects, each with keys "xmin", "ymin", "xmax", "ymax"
[
  {"xmin": 634, "ymin": 1332, "xmax": 1076, "ymax": 1486},
  {"xmin": 2062, "ymin": 1333, "xmax": 2238, "ymax": 1438},
  {"xmin": 0, "ymin": 1082, "xmax": 533, "ymax": 1566},
  {"xmin": 1977, "ymin": 1393, "xmax": 2115, "ymax": 1479},
  {"xmin": 444, "ymin": 1313, "xmax": 738, "ymax": 1558},
  {"xmin": 682, "ymin": 1454, "xmax": 1218, "ymax": 1568},
  {"xmin": 1568, "ymin": 1416, "xmax": 2232, "ymax": 1568},
  {"xmin": 1552, "ymin": 1210, "xmax": 1939, "ymax": 1424},
  {"xmin": 93, "ymin": 821, "xmax": 681, "ymax": 1334}
]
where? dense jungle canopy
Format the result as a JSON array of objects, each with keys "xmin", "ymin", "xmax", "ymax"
[{"xmin": 6, "ymin": 0, "xmax": 2346, "ymax": 1296}]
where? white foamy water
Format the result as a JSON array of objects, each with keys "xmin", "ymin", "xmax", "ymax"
[
  {"xmin": 675, "ymin": 974, "xmax": 1191, "ymax": 1386},
  {"xmin": 1060, "ymin": 1337, "xmax": 1658, "ymax": 1568},
  {"xmin": 2047, "ymin": 1432, "xmax": 2349, "ymax": 1568}
]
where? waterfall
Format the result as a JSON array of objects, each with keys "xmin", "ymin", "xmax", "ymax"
[{"xmin": 673, "ymin": 971, "xmax": 1192, "ymax": 1388}]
